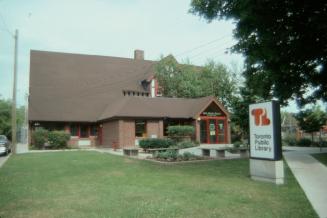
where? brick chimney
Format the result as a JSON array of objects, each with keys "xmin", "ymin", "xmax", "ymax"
[{"xmin": 134, "ymin": 49, "xmax": 144, "ymax": 60}]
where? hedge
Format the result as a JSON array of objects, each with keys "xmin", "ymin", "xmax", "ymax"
[
  {"xmin": 176, "ymin": 141, "xmax": 199, "ymax": 149},
  {"xmin": 48, "ymin": 131, "xmax": 71, "ymax": 148},
  {"xmin": 167, "ymin": 125, "xmax": 195, "ymax": 137},
  {"xmin": 139, "ymin": 138, "xmax": 174, "ymax": 149},
  {"xmin": 32, "ymin": 128, "xmax": 49, "ymax": 149}
]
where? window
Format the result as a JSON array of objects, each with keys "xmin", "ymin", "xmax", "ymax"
[
  {"xmin": 90, "ymin": 125, "xmax": 98, "ymax": 136},
  {"xmin": 80, "ymin": 125, "xmax": 89, "ymax": 138},
  {"xmin": 70, "ymin": 124, "xmax": 79, "ymax": 136},
  {"xmin": 135, "ymin": 120, "xmax": 146, "ymax": 137}
]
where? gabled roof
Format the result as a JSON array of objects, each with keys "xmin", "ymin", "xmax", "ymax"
[
  {"xmin": 98, "ymin": 96, "xmax": 226, "ymax": 120},
  {"xmin": 29, "ymin": 50, "xmax": 228, "ymax": 122},
  {"xmin": 29, "ymin": 50, "xmax": 155, "ymax": 122}
]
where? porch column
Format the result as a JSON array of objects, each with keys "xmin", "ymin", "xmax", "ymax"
[
  {"xmin": 158, "ymin": 120, "xmax": 164, "ymax": 138},
  {"xmin": 193, "ymin": 119, "xmax": 200, "ymax": 143},
  {"xmin": 64, "ymin": 124, "xmax": 70, "ymax": 134},
  {"xmin": 227, "ymin": 118, "xmax": 231, "ymax": 144}
]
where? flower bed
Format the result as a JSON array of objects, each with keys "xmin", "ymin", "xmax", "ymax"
[{"xmin": 149, "ymin": 150, "xmax": 212, "ymax": 162}]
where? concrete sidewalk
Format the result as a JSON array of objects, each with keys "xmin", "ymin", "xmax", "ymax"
[{"xmin": 284, "ymin": 148, "xmax": 327, "ymax": 218}]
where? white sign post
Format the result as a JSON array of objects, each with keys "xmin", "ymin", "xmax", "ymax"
[{"xmin": 249, "ymin": 101, "xmax": 284, "ymax": 184}]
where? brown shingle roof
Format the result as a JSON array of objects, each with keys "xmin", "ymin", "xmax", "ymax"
[
  {"xmin": 98, "ymin": 96, "xmax": 224, "ymax": 120},
  {"xmin": 29, "ymin": 50, "xmax": 228, "ymax": 122}
]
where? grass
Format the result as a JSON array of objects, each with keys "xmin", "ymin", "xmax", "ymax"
[
  {"xmin": 312, "ymin": 153, "xmax": 327, "ymax": 166},
  {"xmin": 0, "ymin": 151, "xmax": 317, "ymax": 218}
]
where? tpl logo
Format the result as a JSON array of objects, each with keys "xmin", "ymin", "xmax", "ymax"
[{"xmin": 251, "ymin": 108, "xmax": 271, "ymax": 126}]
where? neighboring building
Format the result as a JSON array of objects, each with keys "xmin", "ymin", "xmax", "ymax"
[{"xmin": 28, "ymin": 50, "xmax": 231, "ymax": 148}]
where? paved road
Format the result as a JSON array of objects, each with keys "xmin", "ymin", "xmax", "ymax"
[{"xmin": 284, "ymin": 147, "xmax": 327, "ymax": 218}]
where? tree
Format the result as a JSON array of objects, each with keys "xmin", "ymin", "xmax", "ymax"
[
  {"xmin": 281, "ymin": 111, "xmax": 298, "ymax": 134},
  {"xmin": 200, "ymin": 61, "xmax": 238, "ymax": 109},
  {"xmin": 0, "ymin": 99, "xmax": 12, "ymax": 138},
  {"xmin": 190, "ymin": 1, "xmax": 327, "ymax": 106},
  {"xmin": 155, "ymin": 55, "xmax": 203, "ymax": 98},
  {"xmin": 295, "ymin": 106, "xmax": 327, "ymax": 142},
  {"xmin": 155, "ymin": 56, "xmax": 238, "ymax": 109},
  {"xmin": 229, "ymin": 83, "xmax": 264, "ymax": 141},
  {"xmin": 0, "ymin": 98, "xmax": 25, "ymax": 140}
]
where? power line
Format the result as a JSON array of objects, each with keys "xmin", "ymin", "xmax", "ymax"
[
  {"xmin": 175, "ymin": 34, "xmax": 230, "ymax": 57},
  {"xmin": 191, "ymin": 48, "xmax": 233, "ymax": 64},
  {"xmin": 187, "ymin": 40, "xmax": 233, "ymax": 60}
]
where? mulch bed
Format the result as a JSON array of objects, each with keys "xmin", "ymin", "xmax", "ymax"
[{"xmin": 146, "ymin": 156, "xmax": 214, "ymax": 164}]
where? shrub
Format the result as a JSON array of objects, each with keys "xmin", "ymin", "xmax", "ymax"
[
  {"xmin": 155, "ymin": 150, "xmax": 178, "ymax": 160},
  {"xmin": 139, "ymin": 138, "xmax": 174, "ymax": 149},
  {"xmin": 297, "ymin": 138, "xmax": 312, "ymax": 147},
  {"xmin": 32, "ymin": 128, "xmax": 48, "ymax": 149},
  {"xmin": 233, "ymin": 141, "xmax": 243, "ymax": 148},
  {"xmin": 320, "ymin": 141, "xmax": 327, "ymax": 147},
  {"xmin": 167, "ymin": 125, "xmax": 195, "ymax": 137},
  {"xmin": 283, "ymin": 135, "xmax": 297, "ymax": 146},
  {"xmin": 48, "ymin": 131, "xmax": 71, "ymax": 148},
  {"xmin": 231, "ymin": 132, "xmax": 242, "ymax": 143},
  {"xmin": 182, "ymin": 152, "xmax": 196, "ymax": 160},
  {"xmin": 167, "ymin": 125, "xmax": 195, "ymax": 142},
  {"xmin": 194, "ymin": 141, "xmax": 200, "ymax": 146},
  {"xmin": 176, "ymin": 141, "xmax": 198, "ymax": 149},
  {"xmin": 155, "ymin": 151, "xmax": 199, "ymax": 161}
]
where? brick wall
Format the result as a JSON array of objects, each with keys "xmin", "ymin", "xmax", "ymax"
[
  {"xmin": 68, "ymin": 137, "xmax": 97, "ymax": 148},
  {"xmin": 101, "ymin": 119, "xmax": 136, "ymax": 148},
  {"xmin": 101, "ymin": 120, "xmax": 120, "ymax": 147},
  {"xmin": 146, "ymin": 120, "xmax": 163, "ymax": 138},
  {"xmin": 120, "ymin": 120, "xmax": 135, "ymax": 148},
  {"xmin": 100, "ymin": 119, "xmax": 165, "ymax": 148},
  {"xmin": 193, "ymin": 120, "xmax": 200, "ymax": 142}
]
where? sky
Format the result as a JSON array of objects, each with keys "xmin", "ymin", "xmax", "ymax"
[{"xmin": 0, "ymin": 0, "xmax": 320, "ymax": 112}]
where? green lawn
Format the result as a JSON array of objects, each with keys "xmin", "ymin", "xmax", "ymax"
[
  {"xmin": 0, "ymin": 151, "xmax": 317, "ymax": 218},
  {"xmin": 312, "ymin": 152, "xmax": 327, "ymax": 166}
]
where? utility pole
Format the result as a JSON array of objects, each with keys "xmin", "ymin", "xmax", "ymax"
[{"xmin": 11, "ymin": 29, "xmax": 18, "ymax": 154}]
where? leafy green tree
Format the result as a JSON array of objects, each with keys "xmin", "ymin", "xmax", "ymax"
[
  {"xmin": 155, "ymin": 56, "xmax": 238, "ymax": 109},
  {"xmin": 155, "ymin": 55, "xmax": 203, "ymax": 98},
  {"xmin": 230, "ymin": 84, "xmax": 264, "ymax": 141},
  {"xmin": 200, "ymin": 61, "xmax": 238, "ymax": 109},
  {"xmin": 0, "ymin": 99, "xmax": 12, "ymax": 138},
  {"xmin": 295, "ymin": 106, "xmax": 327, "ymax": 142},
  {"xmin": 0, "ymin": 98, "xmax": 25, "ymax": 139},
  {"xmin": 190, "ymin": 0, "xmax": 327, "ymax": 106}
]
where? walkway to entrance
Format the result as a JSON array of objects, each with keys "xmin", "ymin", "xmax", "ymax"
[{"xmin": 283, "ymin": 147, "xmax": 327, "ymax": 218}]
